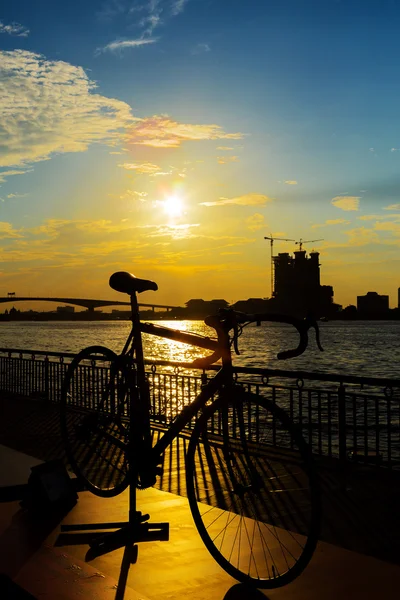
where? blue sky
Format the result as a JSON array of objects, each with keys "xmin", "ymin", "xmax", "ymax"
[{"xmin": 1, "ymin": 0, "xmax": 400, "ymax": 307}]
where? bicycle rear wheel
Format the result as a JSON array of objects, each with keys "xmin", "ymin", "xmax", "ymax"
[
  {"xmin": 186, "ymin": 390, "xmax": 320, "ymax": 588},
  {"xmin": 60, "ymin": 346, "xmax": 131, "ymax": 497}
]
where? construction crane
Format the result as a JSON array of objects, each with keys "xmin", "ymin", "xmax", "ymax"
[
  {"xmin": 264, "ymin": 234, "xmax": 295, "ymax": 297},
  {"xmin": 295, "ymin": 238, "xmax": 324, "ymax": 251}
]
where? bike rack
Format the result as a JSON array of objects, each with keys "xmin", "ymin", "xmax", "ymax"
[
  {"xmin": 60, "ymin": 511, "xmax": 169, "ymax": 563},
  {"xmin": 59, "ymin": 411, "xmax": 170, "ymax": 563},
  {"xmin": 59, "ymin": 289, "xmax": 170, "ymax": 563}
]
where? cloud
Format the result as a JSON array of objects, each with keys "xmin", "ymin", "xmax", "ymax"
[
  {"xmin": 98, "ymin": 0, "xmax": 190, "ymax": 36},
  {"xmin": 312, "ymin": 218, "xmax": 350, "ymax": 228},
  {"xmin": 0, "ymin": 222, "xmax": 23, "ymax": 238},
  {"xmin": 147, "ymin": 223, "xmax": 200, "ymax": 239},
  {"xmin": 284, "ymin": 180, "xmax": 298, "ymax": 185},
  {"xmin": 95, "ymin": 38, "xmax": 157, "ymax": 55},
  {"xmin": 171, "ymin": 0, "xmax": 189, "ymax": 15},
  {"xmin": 216, "ymin": 146, "xmax": 234, "ymax": 151},
  {"xmin": 325, "ymin": 219, "xmax": 350, "ymax": 225},
  {"xmin": 383, "ymin": 204, "xmax": 400, "ymax": 210},
  {"xmin": 97, "ymin": 0, "xmax": 128, "ymax": 20},
  {"xmin": 29, "ymin": 218, "xmax": 140, "ymax": 239},
  {"xmin": 7, "ymin": 217, "xmax": 201, "ymax": 260},
  {"xmin": 245, "ymin": 213, "xmax": 266, "ymax": 231},
  {"xmin": 217, "ymin": 156, "xmax": 239, "ymax": 164},
  {"xmin": 128, "ymin": 115, "xmax": 243, "ymax": 148},
  {"xmin": 374, "ymin": 221, "xmax": 400, "ymax": 234},
  {"xmin": 358, "ymin": 214, "xmax": 388, "ymax": 221},
  {"xmin": 6, "ymin": 193, "xmax": 28, "ymax": 199},
  {"xmin": 119, "ymin": 190, "xmax": 148, "ymax": 200},
  {"xmin": 0, "ymin": 50, "xmax": 239, "ymax": 173},
  {"xmin": 345, "ymin": 226, "xmax": 380, "ymax": 246},
  {"xmin": 191, "ymin": 43, "xmax": 210, "ymax": 55},
  {"xmin": 391, "ymin": 148, "xmax": 398, "ymax": 152},
  {"xmin": 0, "ymin": 169, "xmax": 33, "ymax": 183},
  {"xmin": 200, "ymin": 193, "xmax": 272, "ymax": 207},
  {"xmin": 0, "ymin": 20, "xmax": 29, "ymax": 37},
  {"xmin": 357, "ymin": 214, "xmax": 400, "ymax": 227},
  {"xmin": 0, "ymin": 216, "xmax": 260, "ymax": 280},
  {"xmin": 331, "ymin": 196, "xmax": 361, "ymax": 211},
  {"xmin": 0, "ymin": 50, "xmax": 134, "ymax": 169},
  {"xmin": 118, "ymin": 162, "xmax": 160, "ymax": 174}
]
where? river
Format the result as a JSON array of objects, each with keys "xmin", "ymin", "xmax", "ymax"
[{"xmin": 0, "ymin": 320, "xmax": 399, "ymax": 380}]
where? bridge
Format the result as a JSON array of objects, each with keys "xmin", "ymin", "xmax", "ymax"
[{"xmin": 0, "ymin": 296, "xmax": 179, "ymax": 312}]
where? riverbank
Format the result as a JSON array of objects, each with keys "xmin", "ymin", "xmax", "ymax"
[{"xmin": 1, "ymin": 312, "xmax": 400, "ymax": 322}]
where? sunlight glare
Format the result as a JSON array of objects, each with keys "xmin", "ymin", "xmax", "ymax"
[{"xmin": 163, "ymin": 195, "xmax": 183, "ymax": 217}]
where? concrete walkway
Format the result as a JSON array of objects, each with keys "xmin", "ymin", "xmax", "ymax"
[
  {"xmin": 1, "ymin": 393, "xmax": 399, "ymax": 563},
  {"xmin": 1, "ymin": 393, "xmax": 400, "ymax": 598},
  {"xmin": 1, "ymin": 456, "xmax": 399, "ymax": 600}
]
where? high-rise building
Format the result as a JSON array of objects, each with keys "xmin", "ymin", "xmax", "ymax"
[
  {"xmin": 357, "ymin": 292, "xmax": 389, "ymax": 314},
  {"xmin": 272, "ymin": 251, "xmax": 335, "ymax": 317}
]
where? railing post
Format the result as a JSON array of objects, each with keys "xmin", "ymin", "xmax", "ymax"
[
  {"xmin": 44, "ymin": 356, "xmax": 49, "ymax": 401},
  {"xmin": 338, "ymin": 382, "xmax": 347, "ymax": 488},
  {"xmin": 201, "ymin": 370, "xmax": 208, "ymax": 387}
]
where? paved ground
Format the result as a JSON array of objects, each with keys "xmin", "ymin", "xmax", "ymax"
[
  {"xmin": 1, "ymin": 392, "xmax": 400, "ymax": 599},
  {"xmin": 1, "ymin": 460, "xmax": 400, "ymax": 600},
  {"xmin": 1, "ymin": 392, "xmax": 399, "ymax": 563}
]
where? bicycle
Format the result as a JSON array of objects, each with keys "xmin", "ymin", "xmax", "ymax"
[{"xmin": 60, "ymin": 271, "xmax": 324, "ymax": 589}]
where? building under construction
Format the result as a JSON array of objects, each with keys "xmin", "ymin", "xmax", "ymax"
[{"xmin": 271, "ymin": 250, "xmax": 337, "ymax": 317}]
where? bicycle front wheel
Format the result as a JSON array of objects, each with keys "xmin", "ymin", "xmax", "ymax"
[
  {"xmin": 60, "ymin": 346, "xmax": 131, "ymax": 497},
  {"xmin": 186, "ymin": 391, "xmax": 320, "ymax": 588}
]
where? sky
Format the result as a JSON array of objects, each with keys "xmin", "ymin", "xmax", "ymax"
[{"xmin": 1, "ymin": 0, "xmax": 400, "ymax": 309}]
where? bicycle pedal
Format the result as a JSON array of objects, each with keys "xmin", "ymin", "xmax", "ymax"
[
  {"xmin": 132, "ymin": 512, "xmax": 150, "ymax": 525},
  {"xmin": 139, "ymin": 513, "xmax": 150, "ymax": 523}
]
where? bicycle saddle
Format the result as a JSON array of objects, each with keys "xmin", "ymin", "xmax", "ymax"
[{"xmin": 109, "ymin": 271, "xmax": 158, "ymax": 294}]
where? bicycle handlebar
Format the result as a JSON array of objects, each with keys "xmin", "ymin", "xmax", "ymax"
[
  {"xmin": 203, "ymin": 310, "xmax": 323, "ymax": 361},
  {"xmin": 243, "ymin": 312, "xmax": 323, "ymax": 359}
]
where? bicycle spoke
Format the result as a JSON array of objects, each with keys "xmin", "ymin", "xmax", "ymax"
[
  {"xmin": 186, "ymin": 394, "xmax": 320, "ymax": 588},
  {"xmin": 60, "ymin": 347, "xmax": 130, "ymax": 497}
]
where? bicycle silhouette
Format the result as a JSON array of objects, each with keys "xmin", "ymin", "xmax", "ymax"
[{"xmin": 60, "ymin": 271, "xmax": 323, "ymax": 588}]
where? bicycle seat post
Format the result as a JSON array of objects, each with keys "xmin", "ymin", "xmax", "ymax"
[
  {"xmin": 129, "ymin": 292, "xmax": 141, "ymax": 348},
  {"xmin": 128, "ymin": 291, "xmax": 143, "ymax": 517},
  {"xmin": 129, "ymin": 292, "xmax": 148, "ymax": 390}
]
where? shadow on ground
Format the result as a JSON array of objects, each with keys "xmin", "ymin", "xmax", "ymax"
[{"xmin": 1, "ymin": 393, "xmax": 399, "ymax": 566}]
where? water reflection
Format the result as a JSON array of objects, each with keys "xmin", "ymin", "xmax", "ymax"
[
  {"xmin": 143, "ymin": 320, "xmax": 208, "ymax": 364},
  {"xmin": 0, "ymin": 319, "xmax": 399, "ymax": 379}
]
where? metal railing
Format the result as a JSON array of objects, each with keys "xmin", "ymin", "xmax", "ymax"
[{"xmin": 0, "ymin": 348, "xmax": 399, "ymax": 471}]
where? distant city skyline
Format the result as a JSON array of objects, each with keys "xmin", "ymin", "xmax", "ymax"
[
  {"xmin": 0, "ymin": 282, "xmax": 399, "ymax": 312},
  {"xmin": 1, "ymin": 2, "xmax": 400, "ymax": 308}
]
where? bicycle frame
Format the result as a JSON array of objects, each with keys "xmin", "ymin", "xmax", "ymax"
[
  {"xmin": 121, "ymin": 292, "xmax": 236, "ymax": 469},
  {"xmin": 111, "ymin": 288, "xmax": 321, "ymax": 469}
]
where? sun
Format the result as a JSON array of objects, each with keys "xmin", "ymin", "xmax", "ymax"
[{"xmin": 163, "ymin": 195, "xmax": 183, "ymax": 217}]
